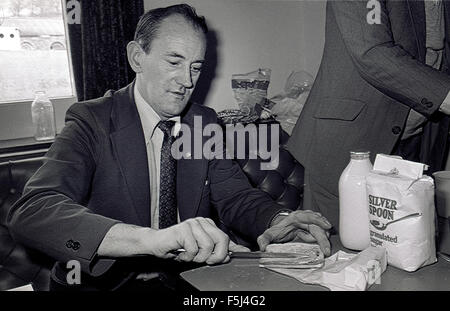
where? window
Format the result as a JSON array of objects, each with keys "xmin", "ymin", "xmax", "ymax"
[
  {"xmin": 0, "ymin": 0, "xmax": 76, "ymax": 143},
  {"xmin": 0, "ymin": 0, "xmax": 76, "ymax": 103}
]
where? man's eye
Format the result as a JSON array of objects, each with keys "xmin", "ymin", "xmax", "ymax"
[
  {"xmin": 168, "ymin": 61, "xmax": 180, "ymax": 66},
  {"xmin": 191, "ymin": 66, "xmax": 202, "ymax": 73}
]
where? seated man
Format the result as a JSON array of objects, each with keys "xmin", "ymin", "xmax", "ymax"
[{"xmin": 7, "ymin": 4, "xmax": 332, "ymax": 291}]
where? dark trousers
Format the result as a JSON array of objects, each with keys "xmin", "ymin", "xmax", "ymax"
[{"xmin": 392, "ymin": 134, "xmax": 422, "ymax": 162}]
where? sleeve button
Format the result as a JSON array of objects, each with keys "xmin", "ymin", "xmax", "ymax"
[
  {"xmin": 66, "ymin": 240, "xmax": 74, "ymax": 249},
  {"xmin": 392, "ymin": 126, "xmax": 402, "ymax": 135},
  {"xmin": 72, "ymin": 242, "xmax": 80, "ymax": 250}
]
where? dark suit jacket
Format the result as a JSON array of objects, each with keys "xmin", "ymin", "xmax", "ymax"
[
  {"xmin": 7, "ymin": 82, "xmax": 284, "ymax": 282},
  {"xmin": 288, "ymin": 0, "xmax": 450, "ymax": 215}
]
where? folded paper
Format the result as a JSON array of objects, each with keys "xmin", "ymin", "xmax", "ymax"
[{"xmin": 372, "ymin": 154, "xmax": 428, "ymax": 179}]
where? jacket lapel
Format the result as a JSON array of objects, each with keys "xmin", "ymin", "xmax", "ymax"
[
  {"xmin": 406, "ymin": 0, "xmax": 426, "ymax": 62},
  {"xmin": 109, "ymin": 82, "xmax": 151, "ymax": 227},
  {"xmin": 177, "ymin": 104, "xmax": 209, "ymax": 221}
]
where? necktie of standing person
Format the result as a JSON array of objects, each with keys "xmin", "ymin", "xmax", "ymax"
[{"xmin": 158, "ymin": 120, "xmax": 178, "ymax": 229}]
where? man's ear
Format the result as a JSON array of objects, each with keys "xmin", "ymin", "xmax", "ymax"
[{"xmin": 127, "ymin": 41, "xmax": 145, "ymax": 73}]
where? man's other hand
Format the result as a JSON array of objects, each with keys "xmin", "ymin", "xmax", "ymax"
[{"xmin": 257, "ymin": 210, "xmax": 332, "ymax": 256}]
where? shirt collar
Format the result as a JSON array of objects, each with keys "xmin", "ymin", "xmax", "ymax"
[{"xmin": 134, "ymin": 85, "xmax": 181, "ymax": 143}]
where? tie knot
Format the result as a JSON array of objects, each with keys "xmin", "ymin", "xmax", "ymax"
[{"xmin": 158, "ymin": 120, "xmax": 176, "ymax": 137}]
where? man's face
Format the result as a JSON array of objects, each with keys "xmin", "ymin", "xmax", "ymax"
[{"xmin": 135, "ymin": 15, "xmax": 206, "ymax": 120}]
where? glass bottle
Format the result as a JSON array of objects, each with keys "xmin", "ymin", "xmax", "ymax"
[
  {"xmin": 338, "ymin": 151, "xmax": 373, "ymax": 250},
  {"xmin": 31, "ymin": 91, "xmax": 56, "ymax": 141}
]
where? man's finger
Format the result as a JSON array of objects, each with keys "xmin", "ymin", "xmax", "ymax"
[
  {"xmin": 257, "ymin": 225, "xmax": 299, "ymax": 251},
  {"xmin": 257, "ymin": 234, "xmax": 270, "ymax": 251},
  {"xmin": 197, "ymin": 218, "xmax": 229, "ymax": 264},
  {"xmin": 229, "ymin": 240, "xmax": 251, "ymax": 252},
  {"xmin": 293, "ymin": 230, "xmax": 317, "ymax": 243},
  {"xmin": 309, "ymin": 224, "xmax": 331, "ymax": 256},
  {"xmin": 176, "ymin": 225, "xmax": 198, "ymax": 262},
  {"xmin": 188, "ymin": 219, "xmax": 215, "ymax": 263},
  {"xmin": 290, "ymin": 211, "xmax": 332, "ymax": 230}
]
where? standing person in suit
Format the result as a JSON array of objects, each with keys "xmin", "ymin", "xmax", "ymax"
[
  {"xmin": 7, "ymin": 4, "xmax": 332, "ymax": 290},
  {"xmin": 288, "ymin": 0, "xmax": 450, "ymax": 231}
]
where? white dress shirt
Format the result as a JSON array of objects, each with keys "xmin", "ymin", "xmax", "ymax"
[{"xmin": 134, "ymin": 85, "xmax": 181, "ymax": 229}]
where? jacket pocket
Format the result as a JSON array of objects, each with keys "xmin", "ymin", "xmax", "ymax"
[{"xmin": 314, "ymin": 98, "xmax": 367, "ymax": 121}]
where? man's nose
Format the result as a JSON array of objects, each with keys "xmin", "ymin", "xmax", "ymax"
[{"xmin": 177, "ymin": 67, "xmax": 193, "ymax": 89}]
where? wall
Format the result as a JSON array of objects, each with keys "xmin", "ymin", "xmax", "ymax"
[
  {"xmin": 0, "ymin": 0, "xmax": 327, "ymax": 141},
  {"xmin": 144, "ymin": 0, "xmax": 326, "ymax": 113},
  {"xmin": 299, "ymin": 0, "xmax": 326, "ymax": 78}
]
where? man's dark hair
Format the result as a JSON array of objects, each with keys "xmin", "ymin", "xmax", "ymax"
[{"xmin": 134, "ymin": 3, "xmax": 208, "ymax": 53}]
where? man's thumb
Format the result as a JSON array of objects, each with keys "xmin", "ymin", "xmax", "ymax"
[{"xmin": 257, "ymin": 234, "xmax": 270, "ymax": 251}]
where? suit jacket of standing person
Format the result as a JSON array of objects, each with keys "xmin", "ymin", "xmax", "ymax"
[
  {"xmin": 287, "ymin": 0, "xmax": 450, "ymax": 216},
  {"xmin": 7, "ymin": 82, "xmax": 285, "ymax": 283}
]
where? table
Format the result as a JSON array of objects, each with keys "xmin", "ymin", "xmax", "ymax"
[{"xmin": 180, "ymin": 236, "xmax": 450, "ymax": 291}]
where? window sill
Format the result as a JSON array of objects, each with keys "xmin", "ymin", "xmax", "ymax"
[
  {"xmin": 0, "ymin": 137, "xmax": 53, "ymax": 162},
  {"xmin": 0, "ymin": 96, "xmax": 75, "ymax": 141}
]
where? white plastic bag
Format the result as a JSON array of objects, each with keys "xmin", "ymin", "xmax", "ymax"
[
  {"xmin": 231, "ymin": 68, "xmax": 271, "ymax": 116},
  {"xmin": 263, "ymin": 247, "xmax": 387, "ymax": 291}
]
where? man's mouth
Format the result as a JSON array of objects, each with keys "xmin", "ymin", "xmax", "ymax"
[{"xmin": 170, "ymin": 91, "xmax": 186, "ymax": 99}]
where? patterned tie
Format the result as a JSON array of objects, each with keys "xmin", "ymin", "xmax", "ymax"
[{"xmin": 158, "ymin": 120, "xmax": 178, "ymax": 229}]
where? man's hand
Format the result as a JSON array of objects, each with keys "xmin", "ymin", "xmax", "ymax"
[
  {"xmin": 98, "ymin": 218, "xmax": 249, "ymax": 265},
  {"xmin": 148, "ymin": 217, "xmax": 231, "ymax": 265},
  {"xmin": 257, "ymin": 210, "xmax": 332, "ymax": 256}
]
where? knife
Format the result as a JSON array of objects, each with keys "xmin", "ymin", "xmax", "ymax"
[
  {"xmin": 100, "ymin": 250, "xmax": 307, "ymax": 260},
  {"xmin": 174, "ymin": 249, "xmax": 302, "ymax": 259}
]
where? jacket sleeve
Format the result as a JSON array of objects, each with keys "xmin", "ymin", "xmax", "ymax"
[
  {"xmin": 209, "ymin": 159, "xmax": 286, "ymax": 242},
  {"xmin": 205, "ymin": 111, "xmax": 285, "ymax": 242},
  {"xmin": 330, "ymin": 0, "xmax": 450, "ymax": 117},
  {"xmin": 7, "ymin": 103, "xmax": 120, "ymax": 277}
]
